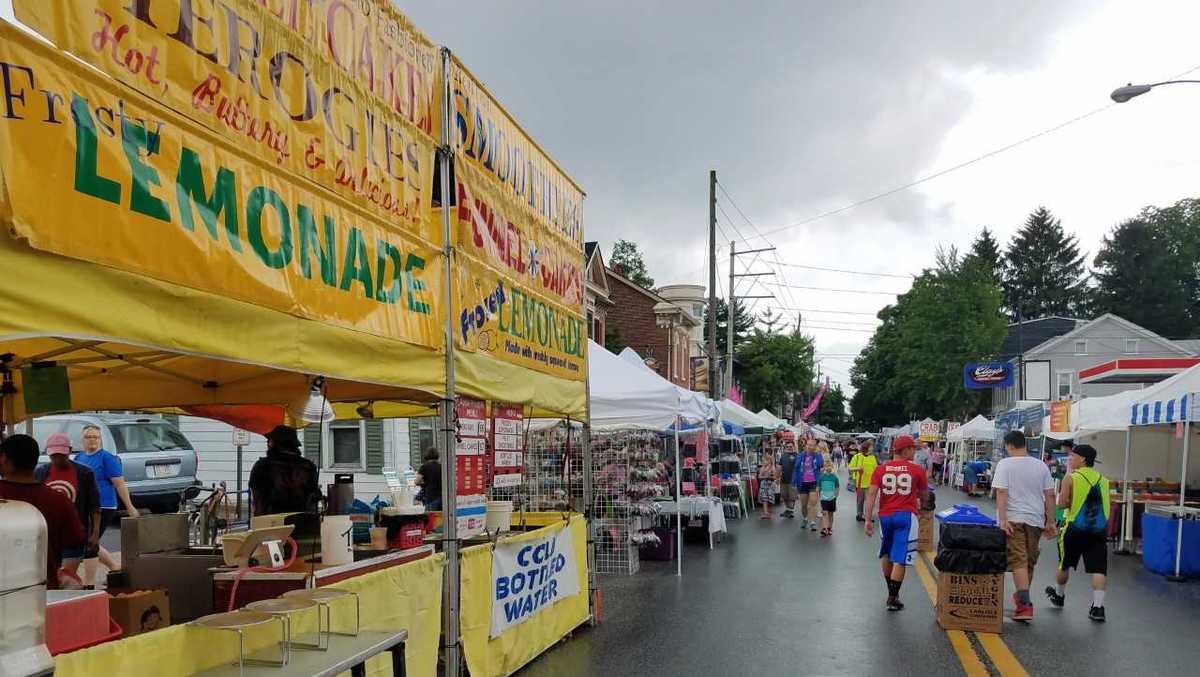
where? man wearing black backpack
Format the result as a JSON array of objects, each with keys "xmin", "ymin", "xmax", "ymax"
[{"xmin": 1045, "ymin": 443, "xmax": 1109, "ymax": 622}]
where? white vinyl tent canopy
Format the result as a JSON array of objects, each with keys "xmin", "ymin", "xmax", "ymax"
[
  {"xmin": 946, "ymin": 415, "xmax": 994, "ymax": 442},
  {"xmin": 589, "ymin": 341, "xmax": 681, "ymax": 430},
  {"xmin": 617, "ymin": 347, "xmax": 717, "ymax": 425}
]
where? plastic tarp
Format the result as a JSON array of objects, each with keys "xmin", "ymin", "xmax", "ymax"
[
  {"xmin": 720, "ymin": 400, "xmax": 769, "ymax": 430},
  {"xmin": 590, "ymin": 342, "xmax": 681, "ymax": 430},
  {"xmin": 1129, "ymin": 362, "xmax": 1200, "ymax": 426},
  {"xmin": 617, "ymin": 348, "xmax": 716, "ymax": 424},
  {"xmin": 946, "ymin": 415, "xmax": 994, "ymax": 442}
]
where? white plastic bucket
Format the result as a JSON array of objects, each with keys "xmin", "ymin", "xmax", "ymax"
[{"xmin": 485, "ymin": 501, "xmax": 513, "ymax": 532}]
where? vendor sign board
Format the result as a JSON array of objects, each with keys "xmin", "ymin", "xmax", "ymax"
[
  {"xmin": 1049, "ymin": 400, "xmax": 1071, "ymax": 433},
  {"xmin": 13, "ymin": 0, "xmax": 440, "ymax": 239},
  {"xmin": 0, "ymin": 24, "xmax": 442, "ymax": 347},
  {"xmin": 919, "ymin": 420, "xmax": 941, "ymax": 442},
  {"xmin": 448, "ymin": 56, "xmax": 587, "ymax": 384},
  {"xmin": 963, "ymin": 362, "xmax": 1014, "ymax": 389},
  {"xmin": 490, "ymin": 522, "xmax": 579, "ymax": 638},
  {"xmin": 456, "ymin": 397, "xmax": 488, "ymax": 500},
  {"xmin": 491, "ymin": 402, "xmax": 524, "ymax": 487}
]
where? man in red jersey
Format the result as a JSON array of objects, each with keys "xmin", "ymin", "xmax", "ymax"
[{"xmin": 864, "ymin": 435, "xmax": 929, "ymax": 611}]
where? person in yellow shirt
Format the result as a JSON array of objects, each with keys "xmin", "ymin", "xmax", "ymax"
[{"xmin": 848, "ymin": 440, "xmax": 878, "ymax": 522}]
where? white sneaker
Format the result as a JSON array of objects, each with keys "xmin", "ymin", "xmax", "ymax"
[{"xmin": 809, "ymin": 521, "xmax": 818, "ymax": 531}]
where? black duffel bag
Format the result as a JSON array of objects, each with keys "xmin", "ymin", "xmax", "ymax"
[
  {"xmin": 934, "ymin": 547, "xmax": 1008, "ymax": 574},
  {"xmin": 939, "ymin": 523, "xmax": 1006, "ymax": 552}
]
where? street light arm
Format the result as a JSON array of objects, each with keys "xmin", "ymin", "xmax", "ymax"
[{"xmin": 1111, "ymin": 80, "xmax": 1200, "ymax": 103}]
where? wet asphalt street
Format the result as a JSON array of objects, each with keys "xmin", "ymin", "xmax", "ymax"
[{"xmin": 520, "ymin": 472, "xmax": 1200, "ymax": 677}]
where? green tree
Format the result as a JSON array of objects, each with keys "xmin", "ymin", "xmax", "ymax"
[
  {"xmin": 964, "ymin": 227, "xmax": 1003, "ymax": 287},
  {"xmin": 604, "ymin": 323, "xmax": 626, "ymax": 354},
  {"xmin": 609, "ymin": 239, "xmax": 654, "ymax": 289},
  {"xmin": 758, "ymin": 308, "xmax": 785, "ymax": 335},
  {"xmin": 702, "ymin": 297, "xmax": 755, "ymax": 356},
  {"xmin": 1093, "ymin": 199, "xmax": 1200, "ymax": 337},
  {"xmin": 737, "ymin": 331, "xmax": 815, "ymax": 412},
  {"xmin": 851, "ymin": 255, "xmax": 1006, "ymax": 427},
  {"xmin": 812, "ymin": 382, "xmax": 850, "ymax": 431},
  {"xmin": 1002, "ymin": 207, "xmax": 1090, "ymax": 320}
]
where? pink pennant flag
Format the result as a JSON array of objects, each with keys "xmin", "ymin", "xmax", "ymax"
[{"xmin": 728, "ymin": 384, "xmax": 744, "ymax": 405}]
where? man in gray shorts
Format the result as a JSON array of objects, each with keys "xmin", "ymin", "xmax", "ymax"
[{"xmin": 777, "ymin": 442, "xmax": 800, "ymax": 518}]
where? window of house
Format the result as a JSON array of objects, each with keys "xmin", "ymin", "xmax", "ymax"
[
  {"xmin": 417, "ymin": 418, "xmax": 437, "ymax": 458},
  {"xmin": 1125, "ymin": 338, "xmax": 1139, "ymax": 354},
  {"xmin": 1074, "ymin": 339, "xmax": 1087, "ymax": 355},
  {"xmin": 586, "ymin": 311, "xmax": 595, "ymax": 340},
  {"xmin": 1056, "ymin": 371, "xmax": 1073, "ymax": 399},
  {"xmin": 327, "ymin": 420, "xmax": 365, "ymax": 470}
]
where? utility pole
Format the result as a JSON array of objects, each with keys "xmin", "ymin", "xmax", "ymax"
[
  {"xmin": 729, "ymin": 242, "xmax": 777, "ymax": 398},
  {"xmin": 708, "ymin": 170, "xmax": 718, "ymax": 399},
  {"xmin": 726, "ymin": 241, "xmax": 735, "ymax": 393}
]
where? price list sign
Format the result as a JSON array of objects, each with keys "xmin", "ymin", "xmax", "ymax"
[
  {"xmin": 491, "ymin": 403, "xmax": 525, "ymax": 489},
  {"xmin": 455, "ymin": 397, "xmax": 488, "ymax": 496}
]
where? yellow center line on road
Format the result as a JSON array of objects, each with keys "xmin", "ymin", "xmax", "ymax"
[
  {"xmin": 915, "ymin": 551, "xmax": 1031, "ymax": 677},
  {"xmin": 912, "ymin": 551, "xmax": 988, "ymax": 677}
]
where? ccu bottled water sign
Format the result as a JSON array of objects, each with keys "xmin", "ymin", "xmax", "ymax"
[{"xmin": 490, "ymin": 524, "xmax": 579, "ymax": 637}]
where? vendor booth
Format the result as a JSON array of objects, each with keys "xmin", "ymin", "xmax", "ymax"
[
  {"xmin": 0, "ymin": 2, "xmax": 594, "ymax": 675},
  {"xmin": 946, "ymin": 415, "xmax": 995, "ymax": 490}
]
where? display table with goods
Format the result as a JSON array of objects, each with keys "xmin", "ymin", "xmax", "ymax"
[{"xmin": 654, "ymin": 496, "xmax": 728, "ymax": 549}]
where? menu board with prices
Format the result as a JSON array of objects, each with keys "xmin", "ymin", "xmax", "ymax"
[
  {"xmin": 491, "ymin": 403, "xmax": 525, "ymax": 488},
  {"xmin": 455, "ymin": 397, "xmax": 488, "ymax": 496}
]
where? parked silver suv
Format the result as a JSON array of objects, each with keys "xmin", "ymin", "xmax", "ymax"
[{"xmin": 29, "ymin": 414, "xmax": 200, "ymax": 512}]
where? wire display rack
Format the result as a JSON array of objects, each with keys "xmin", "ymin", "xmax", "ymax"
[{"xmin": 590, "ymin": 429, "xmax": 668, "ymax": 575}]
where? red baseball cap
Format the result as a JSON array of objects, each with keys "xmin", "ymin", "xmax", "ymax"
[
  {"xmin": 891, "ymin": 435, "xmax": 917, "ymax": 453},
  {"xmin": 45, "ymin": 433, "xmax": 72, "ymax": 456}
]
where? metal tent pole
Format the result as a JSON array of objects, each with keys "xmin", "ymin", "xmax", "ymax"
[
  {"xmin": 437, "ymin": 47, "xmax": 462, "ymax": 677},
  {"xmin": 1117, "ymin": 428, "xmax": 1133, "ymax": 555},
  {"xmin": 582, "ymin": 362, "xmax": 597, "ymax": 624},
  {"xmin": 1169, "ymin": 403, "xmax": 1192, "ymax": 582},
  {"xmin": 675, "ymin": 417, "xmax": 682, "ymax": 577}
]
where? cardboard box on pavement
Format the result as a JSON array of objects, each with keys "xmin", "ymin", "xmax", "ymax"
[
  {"xmin": 936, "ymin": 572, "xmax": 1003, "ymax": 634},
  {"xmin": 108, "ymin": 589, "xmax": 171, "ymax": 637},
  {"xmin": 917, "ymin": 511, "xmax": 935, "ymax": 552}
]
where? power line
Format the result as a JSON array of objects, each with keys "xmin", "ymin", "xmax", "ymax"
[
  {"xmin": 767, "ymin": 282, "xmax": 906, "ymax": 296},
  {"xmin": 715, "ymin": 183, "xmax": 803, "ymax": 316},
  {"xmin": 774, "ymin": 261, "xmax": 915, "ymax": 279},
  {"xmin": 771, "ymin": 306, "xmax": 881, "ymax": 317},
  {"xmin": 748, "ymin": 61, "xmax": 1200, "ymax": 240}
]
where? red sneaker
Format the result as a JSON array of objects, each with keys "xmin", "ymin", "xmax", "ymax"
[{"xmin": 1012, "ymin": 593, "xmax": 1034, "ymax": 621}]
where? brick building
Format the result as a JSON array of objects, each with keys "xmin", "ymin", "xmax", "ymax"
[
  {"xmin": 604, "ymin": 267, "xmax": 696, "ymax": 388},
  {"xmin": 584, "ymin": 242, "xmax": 612, "ymax": 342}
]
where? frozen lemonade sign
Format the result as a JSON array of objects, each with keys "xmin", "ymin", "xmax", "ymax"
[{"xmin": 449, "ymin": 57, "xmax": 586, "ymax": 382}]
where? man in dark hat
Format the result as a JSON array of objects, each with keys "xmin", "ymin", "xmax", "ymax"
[
  {"xmin": 248, "ymin": 425, "xmax": 320, "ymax": 516},
  {"xmin": 1046, "ymin": 443, "xmax": 1110, "ymax": 622}
]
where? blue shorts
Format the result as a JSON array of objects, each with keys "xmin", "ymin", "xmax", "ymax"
[{"xmin": 878, "ymin": 512, "xmax": 918, "ymax": 566}]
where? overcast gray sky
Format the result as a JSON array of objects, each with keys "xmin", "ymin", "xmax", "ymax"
[
  {"xmin": 397, "ymin": 0, "xmax": 1200, "ymax": 393},
  {"xmin": 6, "ymin": 1, "xmax": 1198, "ymax": 394}
]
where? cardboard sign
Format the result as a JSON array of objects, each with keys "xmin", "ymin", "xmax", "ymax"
[
  {"xmin": 919, "ymin": 420, "xmax": 941, "ymax": 442},
  {"xmin": 490, "ymin": 523, "xmax": 579, "ymax": 638},
  {"xmin": 936, "ymin": 573, "xmax": 1003, "ymax": 634},
  {"xmin": 918, "ymin": 511, "xmax": 935, "ymax": 553}
]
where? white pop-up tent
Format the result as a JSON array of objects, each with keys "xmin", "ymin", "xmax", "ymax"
[
  {"xmin": 945, "ymin": 415, "xmax": 994, "ymax": 487},
  {"xmin": 589, "ymin": 341, "xmax": 681, "ymax": 430},
  {"xmin": 617, "ymin": 348, "xmax": 718, "ymax": 427}
]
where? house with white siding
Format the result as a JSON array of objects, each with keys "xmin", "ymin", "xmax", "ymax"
[{"xmin": 178, "ymin": 415, "xmax": 440, "ymax": 503}]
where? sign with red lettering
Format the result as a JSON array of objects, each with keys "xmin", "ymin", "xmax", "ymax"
[
  {"xmin": 455, "ymin": 397, "xmax": 488, "ymax": 495},
  {"xmin": 491, "ymin": 403, "xmax": 524, "ymax": 487}
]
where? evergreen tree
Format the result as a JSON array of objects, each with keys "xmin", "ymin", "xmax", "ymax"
[
  {"xmin": 703, "ymin": 298, "xmax": 755, "ymax": 355},
  {"xmin": 964, "ymin": 227, "xmax": 1003, "ymax": 287},
  {"xmin": 1002, "ymin": 207, "xmax": 1090, "ymax": 320},
  {"xmin": 1093, "ymin": 202, "xmax": 1200, "ymax": 338},
  {"xmin": 609, "ymin": 239, "xmax": 655, "ymax": 289}
]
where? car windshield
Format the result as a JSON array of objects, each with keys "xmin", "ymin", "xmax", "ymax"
[{"xmin": 109, "ymin": 423, "xmax": 193, "ymax": 453}]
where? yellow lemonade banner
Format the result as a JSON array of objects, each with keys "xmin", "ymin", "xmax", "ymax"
[
  {"xmin": 0, "ymin": 23, "xmax": 442, "ymax": 348},
  {"xmin": 14, "ymin": 0, "xmax": 440, "ymax": 240},
  {"xmin": 448, "ymin": 57, "xmax": 586, "ymax": 382}
]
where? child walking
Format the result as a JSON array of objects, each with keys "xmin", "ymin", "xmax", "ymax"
[
  {"xmin": 818, "ymin": 458, "xmax": 840, "ymax": 536},
  {"xmin": 758, "ymin": 450, "xmax": 781, "ymax": 520}
]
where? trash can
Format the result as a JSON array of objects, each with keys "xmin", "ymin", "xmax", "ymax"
[{"xmin": 936, "ymin": 503, "xmax": 997, "ymax": 526}]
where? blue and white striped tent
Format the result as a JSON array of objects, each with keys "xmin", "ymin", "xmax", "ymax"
[{"xmin": 1129, "ymin": 362, "xmax": 1200, "ymax": 426}]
